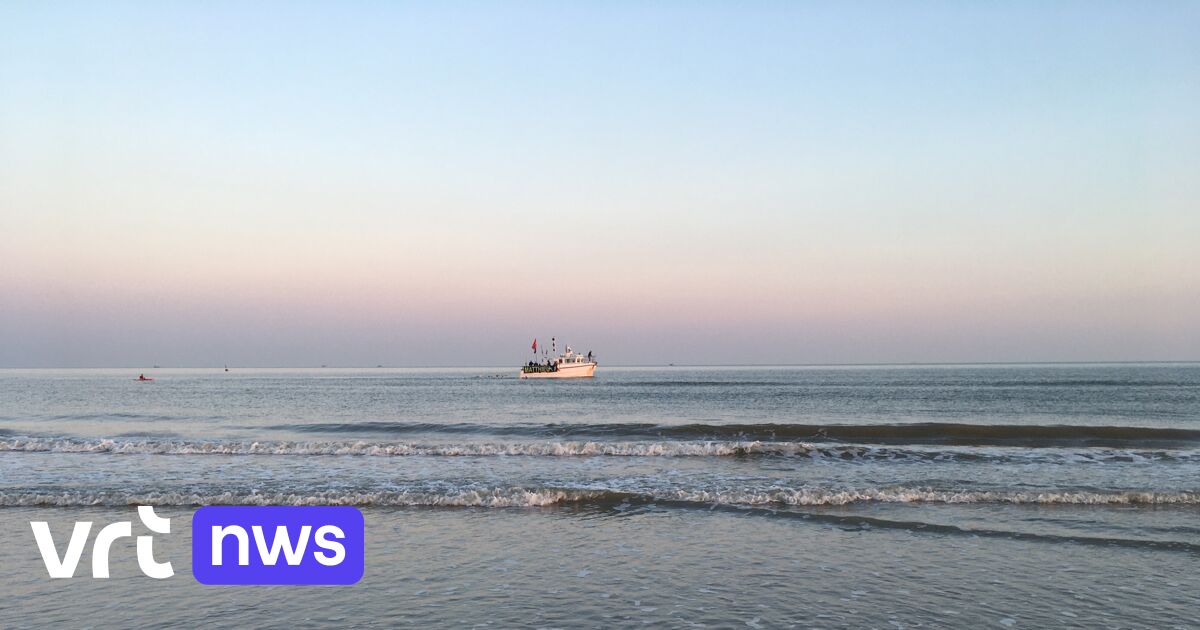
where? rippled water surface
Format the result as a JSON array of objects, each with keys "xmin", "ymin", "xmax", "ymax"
[{"xmin": 1, "ymin": 364, "xmax": 1197, "ymax": 627}]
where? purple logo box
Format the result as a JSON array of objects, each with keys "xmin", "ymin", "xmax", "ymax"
[{"xmin": 192, "ymin": 506, "xmax": 364, "ymax": 585}]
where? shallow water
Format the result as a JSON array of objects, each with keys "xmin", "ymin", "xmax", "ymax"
[{"xmin": 1, "ymin": 364, "xmax": 1197, "ymax": 627}]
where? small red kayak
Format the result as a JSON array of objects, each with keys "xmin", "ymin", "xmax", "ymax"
[{"xmin": 135, "ymin": 377, "xmax": 155, "ymax": 381}]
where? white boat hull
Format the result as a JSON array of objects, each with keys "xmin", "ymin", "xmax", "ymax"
[{"xmin": 519, "ymin": 362, "xmax": 596, "ymax": 379}]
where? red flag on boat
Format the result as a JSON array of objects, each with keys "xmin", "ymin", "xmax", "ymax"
[{"xmin": 532, "ymin": 338, "xmax": 538, "ymax": 352}]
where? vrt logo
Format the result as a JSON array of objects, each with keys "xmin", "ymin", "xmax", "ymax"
[
  {"xmin": 27, "ymin": 505, "xmax": 363, "ymax": 584},
  {"xmin": 30, "ymin": 506, "xmax": 174, "ymax": 579}
]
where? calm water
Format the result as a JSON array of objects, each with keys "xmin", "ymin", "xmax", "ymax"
[{"xmin": 1, "ymin": 364, "xmax": 1198, "ymax": 628}]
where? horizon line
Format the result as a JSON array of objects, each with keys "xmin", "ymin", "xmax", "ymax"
[{"xmin": 2, "ymin": 360, "xmax": 1198, "ymax": 370}]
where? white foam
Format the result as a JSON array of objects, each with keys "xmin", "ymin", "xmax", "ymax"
[
  {"xmin": 2, "ymin": 436, "xmax": 1196, "ymax": 464},
  {"xmin": 666, "ymin": 487, "xmax": 1200, "ymax": 506},
  {"xmin": 0, "ymin": 486, "xmax": 1195, "ymax": 507},
  {"xmin": 0, "ymin": 437, "xmax": 812, "ymax": 457},
  {"xmin": 0, "ymin": 488, "xmax": 618, "ymax": 507}
]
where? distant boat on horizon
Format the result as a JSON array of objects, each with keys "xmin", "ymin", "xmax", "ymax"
[{"xmin": 520, "ymin": 338, "xmax": 596, "ymax": 379}]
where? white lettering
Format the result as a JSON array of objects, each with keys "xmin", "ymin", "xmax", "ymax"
[
  {"xmin": 136, "ymin": 506, "xmax": 173, "ymax": 578},
  {"xmin": 30, "ymin": 521, "xmax": 92, "ymax": 579},
  {"xmin": 313, "ymin": 525, "xmax": 346, "ymax": 566},
  {"xmin": 30, "ymin": 506, "xmax": 174, "ymax": 579},
  {"xmin": 90, "ymin": 521, "xmax": 132, "ymax": 578},
  {"xmin": 212, "ymin": 525, "xmax": 250, "ymax": 566},
  {"xmin": 252, "ymin": 525, "xmax": 311, "ymax": 566}
]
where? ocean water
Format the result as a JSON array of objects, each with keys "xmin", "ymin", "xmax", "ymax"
[{"xmin": 1, "ymin": 364, "xmax": 1197, "ymax": 628}]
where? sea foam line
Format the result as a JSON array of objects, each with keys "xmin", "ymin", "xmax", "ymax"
[
  {"xmin": 663, "ymin": 488, "xmax": 1200, "ymax": 506},
  {"xmin": 1, "ymin": 487, "xmax": 1196, "ymax": 508},
  {"xmin": 0, "ymin": 437, "xmax": 806, "ymax": 457},
  {"xmin": 2, "ymin": 437, "xmax": 1197, "ymax": 463}
]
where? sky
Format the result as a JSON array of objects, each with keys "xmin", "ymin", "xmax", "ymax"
[{"xmin": 1, "ymin": 1, "xmax": 1198, "ymax": 367}]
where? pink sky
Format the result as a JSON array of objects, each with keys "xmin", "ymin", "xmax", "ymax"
[{"xmin": 2, "ymin": 3, "xmax": 1198, "ymax": 365}]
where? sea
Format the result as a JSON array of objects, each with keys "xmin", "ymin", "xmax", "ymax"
[{"xmin": 0, "ymin": 364, "xmax": 1197, "ymax": 628}]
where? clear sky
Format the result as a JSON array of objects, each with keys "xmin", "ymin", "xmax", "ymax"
[{"xmin": 1, "ymin": 1, "xmax": 1197, "ymax": 367}]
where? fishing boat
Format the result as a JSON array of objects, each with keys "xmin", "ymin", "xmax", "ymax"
[{"xmin": 520, "ymin": 338, "xmax": 596, "ymax": 379}]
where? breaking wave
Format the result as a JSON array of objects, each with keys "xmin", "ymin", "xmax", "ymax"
[
  {"xmin": 1, "ymin": 486, "xmax": 1196, "ymax": 508},
  {"xmin": 660, "ymin": 488, "xmax": 1200, "ymax": 506},
  {"xmin": 2, "ymin": 436, "xmax": 1198, "ymax": 463},
  {"xmin": 0, "ymin": 437, "xmax": 802, "ymax": 457}
]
